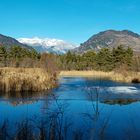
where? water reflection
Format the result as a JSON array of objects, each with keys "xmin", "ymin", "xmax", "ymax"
[
  {"xmin": 0, "ymin": 90, "xmax": 52, "ymax": 99},
  {"xmin": 102, "ymin": 98, "xmax": 140, "ymax": 105},
  {"xmin": 1, "ymin": 77, "xmax": 140, "ymax": 140},
  {"xmin": 0, "ymin": 91, "xmax": 50, "ymax": 106},
  {"xmin": 0, "ymin": 93, "xmax": 72, "ymax": 140}
]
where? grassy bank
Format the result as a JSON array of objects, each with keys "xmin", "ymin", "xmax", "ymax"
[
  {"xmin": 59, "ymin": 71, "xmax": 140, "ymax": 83},
  {"xmin": 0, "ymin": 68, "xmax": 57, "ymax": 93}
]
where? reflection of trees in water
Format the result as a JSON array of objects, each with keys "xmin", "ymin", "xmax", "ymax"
[
  {"xmin": 42, "ymin": 93, "xmax": 72, "ymax": 140},
  {"xmin": 84, "ymin": 83, "xmax": 140, "ymax": 140},
  {"xmin": 83, "ymin": 86, "xmax": 112, "ymax": 140},
  {"xmin": 84, "ymin": 78, "xmax": 140, "ymax": 105},
  {"xmin": 0, "ymin": 93, "xmax": 72, "ymax": 140},
  {"xmin": 0, "ymin": 88, "xmax": 112, "ymax": 140},
  {"xmin": 1, "ymin": 81, "xmax": 140, "ymax": 140},
  {"xmin": 1, "ymin": 93, "xmax": 140, "ymax": 140},
  {"xmin": 0, "ymin": 91, "xmax": 41, "ymax": 98},
  {"xmin": 0, "ymin": 91, "xmax": 50, "ymax": 106},
  {"xmin": 102, "ymin": 98, "xmax": 140, "ymax": 105}
]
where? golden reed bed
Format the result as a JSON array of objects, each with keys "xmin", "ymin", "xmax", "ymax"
[
  {"xmin": 0, "ymin": 68, "xmax": 56, "ymax": 92},
  {"xmin": 59, "ymin": 71, "xmax": 140, "ymax": 83}
]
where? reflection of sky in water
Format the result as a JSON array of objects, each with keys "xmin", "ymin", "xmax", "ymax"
[
  {"xmin": 0, "ymin": 77, "xmax": 140, "ymax": 139},
  {"xmin": 108, "ymin": 86, "xmax": 139, "ymax": 94}
]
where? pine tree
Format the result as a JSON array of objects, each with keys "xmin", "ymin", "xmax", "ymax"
[{"xmin": 0, "ymin": 46, "xmax": 7, "ymax": 66}]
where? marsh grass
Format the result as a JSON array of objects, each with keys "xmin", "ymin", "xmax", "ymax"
[
  {"xmin": 0, "ymin": 68, "xmax": 57, "ymax": 93},
  {"xmin": 59, "ymin": 71, "xmax": 140, "ymax": 83}
]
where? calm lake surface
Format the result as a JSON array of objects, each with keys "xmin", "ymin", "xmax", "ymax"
[{"xmin": 1, "ymin": 77, "xmax": 140, "ymax": 140}]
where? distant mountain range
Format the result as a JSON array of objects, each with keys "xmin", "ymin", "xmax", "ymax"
[
  {"xmin": 0, "ymin": 34, "xmax": 32, "ymax": 50},
  {"xmin": 74, "ymin": 30, "xmax": 140, "ymax": 53},
  {"xmin": 18, "ymin": 37, "xmax": 77, "ymax": 54},
  {"xmin": 0, "ymin": 34, "xmax": 77, "ymax": 54},
  {"xmin": 1, "ymin": 30, "xmax": 140, "ymax": 55}
]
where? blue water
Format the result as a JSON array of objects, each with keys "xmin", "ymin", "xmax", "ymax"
[{"xmin": 1, "ymin": 77, "xmax": 140, "ymax": 140}]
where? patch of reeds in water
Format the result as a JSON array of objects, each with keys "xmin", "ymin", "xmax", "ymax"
[{"xmin": 0, "ymin": 68, "xmax": 57, "ymax": 93}]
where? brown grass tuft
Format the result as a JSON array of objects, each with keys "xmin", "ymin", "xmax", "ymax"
[{"xmin": 0, "ymin": 68, "xmax": 57, "ymax": 93}]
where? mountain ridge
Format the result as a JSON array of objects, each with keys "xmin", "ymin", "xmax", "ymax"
[
  {"xmin": 74, "ymin": 30, "xmax": 140, "ymax": 53},
  {"xmin": 0, "ymin": 34, "xmax": 32, "ymax": 50}
]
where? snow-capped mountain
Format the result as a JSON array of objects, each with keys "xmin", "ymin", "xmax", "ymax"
[{"xmin": 18, "ymin": 37, "xmax": 77, "ymax": 54}]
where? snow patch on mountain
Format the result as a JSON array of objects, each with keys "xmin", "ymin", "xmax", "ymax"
[{"xmin": 18, "ymin": 37, "xmax": 77, "ymax": 54}]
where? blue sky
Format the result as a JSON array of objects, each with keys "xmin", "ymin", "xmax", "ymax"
[{"xmin": 0, "ymin": 0, "xmax": 140, "ymax": 44}]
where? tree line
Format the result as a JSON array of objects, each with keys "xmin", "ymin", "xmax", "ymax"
[
  {"xmin": 0, "ymin": 46, "xmax": 59, "ymax": 75},
  {"xmin": 59, "ymin": 45, "xmax": 134, "ymax": 71},
  {"xmin": 0, "ymin": 45, "xmax": 140, "ymax": 72},
  {"xmin": 0, "ymin": 46, "xmax": 40, "ymax": 67}
]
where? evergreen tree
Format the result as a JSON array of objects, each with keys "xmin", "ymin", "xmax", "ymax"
[
  {"xmin": 113, "ymin": 45, "xmax": 133, "ymax": 69},
  {"xmin": 82, "ymin": 51, "xmax": 96, "ymax": 70},
  {"xmin": 96, "ymin": 48, "xmax": 113, "ymax": 71},
  {"xmin": 125, "ymin": 47, "xmax": 133, "ymax": 67},
  {"xmin": 0, "ymin": 46, "xmax": 7, "ymax": 66}
]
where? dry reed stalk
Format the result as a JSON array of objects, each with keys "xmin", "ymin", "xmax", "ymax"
[{"xmin": 0, "ymin": 68, "xmax": 57, "ymax": 93}]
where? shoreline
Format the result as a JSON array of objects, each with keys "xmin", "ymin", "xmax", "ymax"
[
  {"xmin": 0, "ymin": 68, "xmax": 139, "ymax": 93},
  {"xmin": 59, "ymin": 71, "xmax": 140, "ymax": 83}
]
